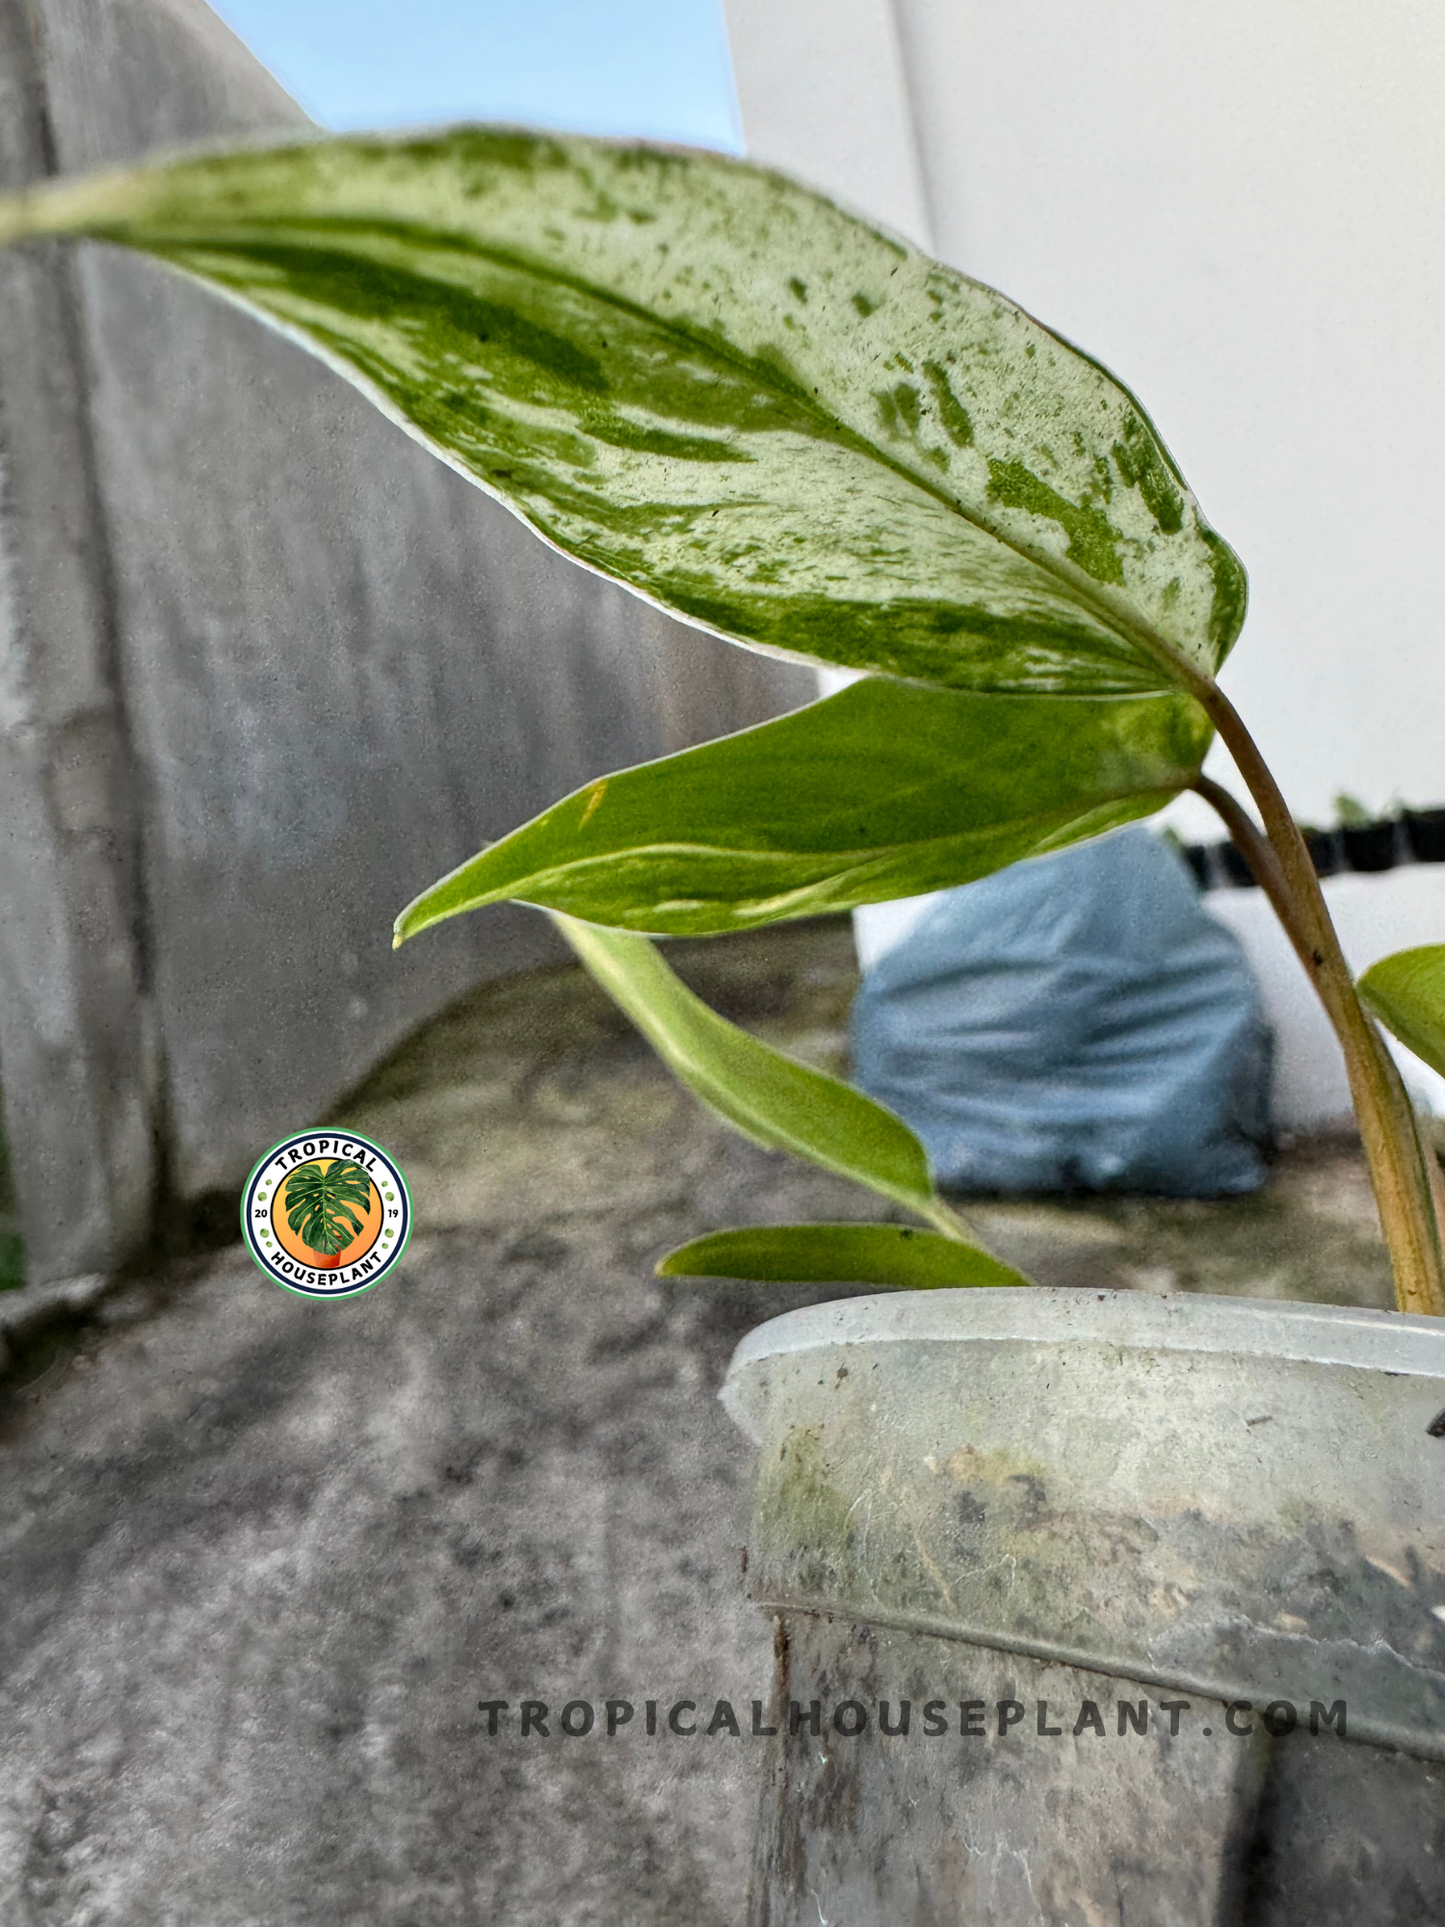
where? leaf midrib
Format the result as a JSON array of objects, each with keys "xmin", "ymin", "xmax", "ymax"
[{"xmin": 433, "ymin": 791, "xmax": 1182, "ymax": 894}]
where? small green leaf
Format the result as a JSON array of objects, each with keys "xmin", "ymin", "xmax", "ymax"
[
  {"xmin": 395, "ymin": 678, "xmax": 1210, "ymax": 940},
  {"xmin": 1359, "ymin": 946, "xmax": 1445, "ymax": 1079},
  {"xmin": 553, "ymin": 914, "xmax": 961, "ymax": 1229},
  {"xmin": 0, "ymin": 129, "xmax": 1243, "ymax": 698},
  {"xmin": 657, "ymin": 1223, "xmax": 1031, "ymax": 1289}
]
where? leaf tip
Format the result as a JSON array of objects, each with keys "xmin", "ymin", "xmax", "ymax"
[{"xmin": 392, "ymin": 892, "xmax": 438, "ymax": 949}]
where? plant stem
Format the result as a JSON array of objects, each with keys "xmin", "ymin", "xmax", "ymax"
[
  {"xmin": 1191, "ymin": 686, "xmax": 1445, "ymax": 1317},
  {"xmin": 1191, "ymin": 776, "xmax": 1303, "ymax": 958}
]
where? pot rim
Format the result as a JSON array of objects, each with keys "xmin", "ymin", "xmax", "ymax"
[{"xmin": 722, "ymin": 1286, "xmax": 1445, "ymax": 1443}]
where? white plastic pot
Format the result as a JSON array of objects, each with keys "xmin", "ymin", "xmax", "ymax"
[{"xmin": 722, "ymin": 1288, "xmax": 1445, "ymax": 1925}]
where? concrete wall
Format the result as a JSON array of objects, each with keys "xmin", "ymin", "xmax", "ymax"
[
  {"xmin": 724, "ymin": 0, "xmax": 1445, "ymax": 1130},
  {"xmin": 0, "ymin": 0, "xmax": 806, "ymax": 1284}
]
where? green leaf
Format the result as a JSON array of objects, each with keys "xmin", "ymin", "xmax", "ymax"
[
  {"xmin": 395, "ymin": 678, "xmax": 1209, "ymax": 941},
  {"xmin": 553, "ymin": 913, "xmax": 962, "ymax": 1230},
  {"xmin": 0, "ymin": 129, "xmax": 1244, "ymax": 697},
  {"xmin": 283, "ymin": 1158, "xmax": 374, "ymax": 1256},
  {"xmin": 657, "ymin": 1223, "xmax": 1032, "ymax": 1289},
  {"xmin": 1359, "ymin": 946, "xmax": 1445, "ymax": 1079}
]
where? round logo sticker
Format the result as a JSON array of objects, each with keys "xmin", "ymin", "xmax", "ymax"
[{"xmin": 241, "ymin": 1131, "xmax": 411, "ymax": 1297}]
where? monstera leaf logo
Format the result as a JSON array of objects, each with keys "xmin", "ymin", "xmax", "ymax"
[
  {"xmin": 283, "ymin": 1159, "xmax": 373, "ymax": 1263},
  {"xmin": 242, "ymin": 1132, "xmax": 409, "ymax": 1297}
]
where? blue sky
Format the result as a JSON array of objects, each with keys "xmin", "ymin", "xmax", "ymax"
[{"xmin": 211, "ymin": 0, "xmax": 742, "ymax": 150}]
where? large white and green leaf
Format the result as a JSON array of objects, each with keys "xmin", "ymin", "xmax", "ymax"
[
  {"xmin": 553, "ymin": 913, "xmax": 972, "ymax": 1238},
  {"xmin": 657, "ymin": 1223, "xmax": 1030, "ymax": 1289},
  {"xmin": 1359, "ymin": 946, "xmax": 1445, "ymax": 1079},
  {"xmin": 0, "ymin": 130, "xmax": 1244, "ymax": 696},
  {"xmin": 396, "ymin": 678, "xmax": 1210, "ymax": 940}
]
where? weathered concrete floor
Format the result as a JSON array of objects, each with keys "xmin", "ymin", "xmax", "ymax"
[{"xmin": 0, "ymin": 919, "xmax": 1402, "ymax": 1924}]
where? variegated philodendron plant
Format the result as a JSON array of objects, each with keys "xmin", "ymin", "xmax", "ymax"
[{"xmin": 2, "ymin": 131, "xmax": 1442, "ymax": 1311}]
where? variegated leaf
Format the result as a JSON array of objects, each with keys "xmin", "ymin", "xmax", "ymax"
[
  {"xmin": 0, "ymin": 129, "xmax": 1244, "ymax": 696},
  {"xmin": 395, "ymin": 678, "xmax": 1210, "ymax": 941}
]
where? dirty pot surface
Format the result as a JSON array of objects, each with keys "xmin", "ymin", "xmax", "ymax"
[{"xmin": 722, "ymin": 1288, "xmax": 1445, "ymax": 1925}]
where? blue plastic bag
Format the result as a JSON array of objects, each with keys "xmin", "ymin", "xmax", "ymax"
[{"xmin": 851, "ymin": 828, "xmax": 1272, "ymax": 1196}]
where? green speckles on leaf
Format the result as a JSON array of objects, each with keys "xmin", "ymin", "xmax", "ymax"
[
  {"xmin": 586, "ymin": 417, "xmax": 753, "ymax": 464},
  {"xmin": 923, "ymin": 361, "xmax": 974, "ymax": 447},
  {"xmin": 661, "ymin": 580, "xmax": 1159, "ymax": 696},
  {"xmin": 1203, "ymin": 528, "xmax": 1249, "ymax": 661},
  {"xmin": 430, "ymin": 126, "xmax": 568, "ymax": 179},
  {"xmin": 572, "ymin": 186, "xmax": 625, "ymax": 224},
  {"xmin": 876, "ymin": 381, "xmax": 921, "ymax": 438},
  {"xmin": 987, "ymin": 459, "xmax": 1125, "ymax": 586},
  {"xmin": 1111, "ymin": 415, "xmax": 1184, "ymax": 534}
]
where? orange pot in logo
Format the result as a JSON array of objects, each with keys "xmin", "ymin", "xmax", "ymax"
[{"xmin": 275, "ymin": 1158, "xmax": 383, "ymax": 1269}]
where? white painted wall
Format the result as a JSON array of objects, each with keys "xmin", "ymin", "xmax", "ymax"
[
  {"xmin": 722, "ymin": 0, "xmax": 1445, "ymax": 1126},
  {"xmin": 722, "ymin": 0, "xmax": 931, "ymax": 246},
  {"xmin": 1208, "ymin": 870, "xmax": 1445, "ymax": 1126}
]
